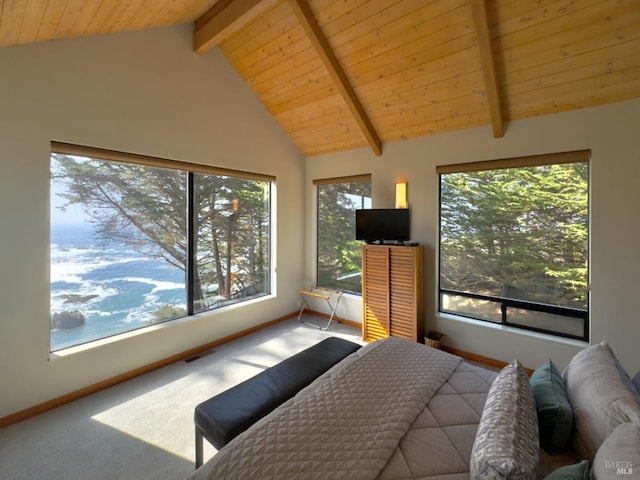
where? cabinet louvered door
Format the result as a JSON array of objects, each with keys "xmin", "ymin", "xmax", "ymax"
[
  {"xmin": 362, "ymin": 245, "xmax": 390, "ymax": 342},
  {"xmin": 389, "ymin": 247, "xmax": 423, "ymax": 341},
  {"xmin": 361, "ymin": 244, "xmax": 423, "ymax": 343}
]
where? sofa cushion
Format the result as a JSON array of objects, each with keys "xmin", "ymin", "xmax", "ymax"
[
  {"xmin": 544, "ymin": 460, "xmax": 589, "ymax": 480},
  {"xmin": 530, "ymin": 359, "xmax": 574, "ymax": 453},
  {"xmin": 591, "ymin": 422, "xmax": 640, "ymax": 480},
  {"xmin": 470, "ymin": 359, "xmax": 539, "ymax": 480},
  {"xmin": 562, "ymin": 341, "xmax": 640, "ymax": 462}
]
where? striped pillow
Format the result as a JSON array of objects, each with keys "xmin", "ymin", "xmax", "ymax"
[{"xmin": 470, "ymin": 359, "xmax": 539, "ymax": 480}]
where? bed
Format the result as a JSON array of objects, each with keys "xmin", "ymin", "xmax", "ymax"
[
  {"xmin": 185, "ymin": 336, "xmax": 640, "ymax": 480},
  {"xmin": 185, "ymin": 337, "xmax": 498, "ymax": 480}
]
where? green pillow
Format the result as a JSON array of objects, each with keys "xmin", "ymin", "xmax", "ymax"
[
  {"xmin": 530, "ymin": 359, "xmax": 574, "ymax": 452},
  {"xmin": 544, "ymin": 460, "xmax": 589, "ymax": 480}
]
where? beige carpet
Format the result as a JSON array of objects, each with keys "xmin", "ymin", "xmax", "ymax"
[{"xmin": 0, "ymin": 317, "xmax": 363, "ymax": 480}]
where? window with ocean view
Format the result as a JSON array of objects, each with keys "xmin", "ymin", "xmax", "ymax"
[{"xmin": 50, "ymin": 143, "xmax": 272, "ymax": 351}]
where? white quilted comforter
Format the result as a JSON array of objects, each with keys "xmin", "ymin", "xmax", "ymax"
[{"xmin": 187, "ymin": 337, "xmax": 497, "ymax": 480}]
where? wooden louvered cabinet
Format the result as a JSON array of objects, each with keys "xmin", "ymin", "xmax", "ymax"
[{"xmin": 361, "ymin": 244, "xmax": 424, "ymax": 343}]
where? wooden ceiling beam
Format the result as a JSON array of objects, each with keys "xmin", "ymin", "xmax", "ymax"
[
  {"xmin": 194, "ymin": 0, "xmax": 278, "ymax": 54},
  {"xmin": 288, "ymin": 0, "xmax": 383, "ymax": 156},
  {"xmin": 470, "ymin": 0, "xmax": 504, "ymax": 138}
]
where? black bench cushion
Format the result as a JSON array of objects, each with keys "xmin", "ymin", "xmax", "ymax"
[{"xmin": 194, "ymin": 336, "xmax": 361, "ymax": 450}]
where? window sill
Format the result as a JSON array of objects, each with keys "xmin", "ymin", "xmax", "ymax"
[
  {"xmin": 50, "ymin": 293, "xmax": 276, "ymax": 360},
  {"xmin": 437, "ymin": 311, "xmax": 589, "ymax": 348},
  {"xmin": 49, "ymin": 315, "xmax": 195, "ymax": 360},
  {"xmin": 340, "ymin": 291, "xmax": 362, "ymax": 301}
]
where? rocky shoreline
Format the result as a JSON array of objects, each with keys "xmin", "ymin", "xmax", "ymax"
[{"xmin": 51, "ymin": 294, "xmax": 99, "ymax": 330}]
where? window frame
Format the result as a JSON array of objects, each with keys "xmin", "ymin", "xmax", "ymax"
[
  {"xmin": 437, "ymin": 150, "xmax": 590, "ymax": 341},
  {"xmin": 50, "ymin": 142, "xmax": 274, "ymax": 351},
  {"xmin": 314, "ymin": 174, "xmax": 371, "ymax": 295}
]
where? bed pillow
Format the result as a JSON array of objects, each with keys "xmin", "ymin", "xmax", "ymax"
[
  {"xmin": 530, "ymin": 359, "xmax": 574, "ymax": 453},
  {"xmin": 634, "ymin": 371, "xmax": 640, "ymax": 396},
  {"xmin": 470, "ymin": 359, "xmax": 539, "ymax": 480},
  {"xmin": 544, "ymin": 460, "xmax": 589, "ymax": 480},
  {"xmin": 591, "ymin": 422, "xmax": 640, "ymax": 480},
  {"xmin": 606, "ymin": 343, "xmax": 640, "ymax": 405},
  {"xmin": 562, "ymin": 341, "xmax": 640, "ymax": 462}
]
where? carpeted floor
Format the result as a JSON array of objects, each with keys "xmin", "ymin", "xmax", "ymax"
[{"xmin": 0, "ymin": 317, "xmax": 363, "ymax": 480}]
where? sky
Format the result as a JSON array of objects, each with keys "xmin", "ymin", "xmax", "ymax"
[{"xmin": 50, "ymin": 155, "xmax": 92, "ymax": 227}]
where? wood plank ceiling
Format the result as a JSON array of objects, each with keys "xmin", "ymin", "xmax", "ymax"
[{"xmin": 1, "ymin": 0, "xmax": 639, "ymax": 157}]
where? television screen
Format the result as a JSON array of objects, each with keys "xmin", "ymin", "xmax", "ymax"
[{"xmin": 355, "ymin": 208, "xmax": 410, "ymax": 243}]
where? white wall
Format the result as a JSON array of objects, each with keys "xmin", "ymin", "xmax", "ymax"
[
  {"xmin": 2, "ymin": 23, "xmax": 638, "ymax": 420},
  {"xmin": 305, "ymin": 99, "xmax": 640, "ymax": 375},
  {"xmin": 0, "ymin": 25, "xmax": 305, "ymax": 418}
]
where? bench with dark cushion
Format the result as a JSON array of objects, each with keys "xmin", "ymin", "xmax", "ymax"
[{"xmin": 193, "ymin": 336, "xmax": 362, "ymax": 467}]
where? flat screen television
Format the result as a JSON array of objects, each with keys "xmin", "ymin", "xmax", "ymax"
[{"xmin": 355, "ymin": 208, "xmax": 410, "ymax": 243}]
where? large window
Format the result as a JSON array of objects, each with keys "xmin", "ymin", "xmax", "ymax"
[
  {"xmin": 50, "ymin": 143, "xmax": 272, "ymax": 351},
  {"xmin": 316, "ymin": 175, "xmax": 371, "ymax": 294},
  {"xmin": 438, "ymin": 151, "xmax": 589, "ymax": 340}
]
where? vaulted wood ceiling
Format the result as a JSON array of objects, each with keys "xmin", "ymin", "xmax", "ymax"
[{"xmin": 1, "ymin": 0, "xmax": 639, "ymax": 157}]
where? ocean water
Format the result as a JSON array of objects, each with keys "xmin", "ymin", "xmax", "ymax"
[{"xmin": 50, "ymin": 224, "xmax": 186, "ymax": 351}]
